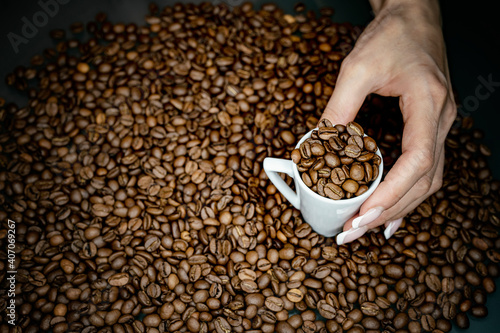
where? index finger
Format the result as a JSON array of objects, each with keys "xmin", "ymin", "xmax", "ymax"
[{"xmin": 359, "ymin": 98, "xmax": 439, "ymax": 216}]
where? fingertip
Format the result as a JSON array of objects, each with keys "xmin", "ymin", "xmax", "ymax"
[
  {"xmin": 384, "ymin": 218, "xmax": 403, "ymax": 239},
  {"xmin": 321, "ymin": 67, "xmax": 372, "ymax": 125},
  {"xmin": 322, "ymin": 92, "xmax": 363, "ymax": 126}
]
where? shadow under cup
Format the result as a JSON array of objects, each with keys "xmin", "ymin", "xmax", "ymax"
[{"xmin": 263, "ymin": 128, "xmax": 384, "ymax": 237}]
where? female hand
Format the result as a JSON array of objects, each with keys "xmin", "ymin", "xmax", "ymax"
[{"xmin": 320, "ymin": 0, "xmax": 457, "ymax": 245}]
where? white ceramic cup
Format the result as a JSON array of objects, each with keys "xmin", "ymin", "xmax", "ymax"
[{"xmin": 263, "ymin": 128, "xmax": 384, "ymax": 237}]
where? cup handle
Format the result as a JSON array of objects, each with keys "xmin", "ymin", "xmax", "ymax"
[{"xmin": 263, "ymin": 157, "xmax": 300, "ymax": 209}]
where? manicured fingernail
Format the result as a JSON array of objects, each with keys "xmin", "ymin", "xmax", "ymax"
[
  {"xmin": 352, "ymin": 207, "xmax": 384, "ymax": 228},
  {"xmin": 384, "ymin": 218, "xmax": 403, "ymax": 239},
  {"xmin": 337, "ymin": 226, "xmax": 368, "ymax": 246}
]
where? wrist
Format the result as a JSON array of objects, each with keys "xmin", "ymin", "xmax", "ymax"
[{"xmin": 369, "ymin": 0, "xmax": 441, "ymax": 26}]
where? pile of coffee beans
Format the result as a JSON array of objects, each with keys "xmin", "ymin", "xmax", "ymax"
[
  {"xmin": 291, "ymin": 120, "xmax": 380, "ymax": 200},
  {"xmin": 0, "ymin": 2, "xmax": 499, "ymax": 333}
]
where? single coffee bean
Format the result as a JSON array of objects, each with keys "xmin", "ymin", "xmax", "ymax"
[
  {"xmin": 214, "ymin": 317, "xmax": 231, "ymax": 333},
  {"xmin": 355, "ymin": 185, "xmax": 369, "ymax": 196},
  {"xmin": 340, "ymin": 156, "xmax": 354, "ymax": 165},
  {"xmin": 408, "ymin": 321, "xmax": 422, "ymax": 333},
  {"xmin": 342, "ymin": 179, "xmax": 359, "ymax": 194},
  {"xmin": 291, "ymin": 149, "xmax": 301, "ymax": 164},
  {"xmin": 363, "ymin": 136, "xmax": 377, "ymax": 152},
  {"xmin": 300, "ymin": 158, "xmax": 315, "ymax": 169},
  {"xmin": 346, "ymin": 121, "xmax": 364, "ymax": 136},
  {"xmin": 302, "ymin": 173, "xmax": 313, "ymax": 187},
  {"xmin": 471, "ymin": 305, "xmax": 488, "ymax": 318},
  {"xmin": 360, "ymin": 302, "xmax": 380, "ymax": 317},
  {"xmin": 329, "ymin": 136, "xmax": 346, "ymax": 151},
  {"xmin": 324, "ymin": 183, "xmax": 344, "ymax": 200},
  {"xmin": 311, "ymin": 142, "xmax": 326, "ymax": 156},
  {"xmin": 393, "ymin": 312, "xmax": 409, "ymax": 329},
  {"xmin": 309, "ymin": 169, "xmax": 319, "ymax": 184},
  {"xmin": 324, "ymin": 152, "xmax": 341, "ymax": 168},
  {"xmin": 287, "ymin": 289, "xmax": 304, "ymax": 303},
  {"xmin": 300, "ymin": 141, "xmax": 312, "ymax": 159},
  {"xmin": 317, "ymin": 300, "xmax": 336, "ymax": 319},
  {"xmin": 318, "ymin": 118, "xmax": 333, "ymax": 128},
  {"xmin": 363, "ymin": 162, "xmax": 373, "ymax": 182},
  {"xmin": 455, "ymin": 312, "xmax": 470, "ymax": 329},
  {"xmin": 385, "ymin": 264, "xmax": 404, "ymax": 279},
  {"xmin": 331, "ymin": 167, "xmax": 346, "ymax": 185},
  {"xmin": 318, "ymin": 127, "xmax": 339, "ymax": 140},
  {"xmin": 442, "ymin": 301, "xmax": 457, "ymax": 320},
  {"xmin": 421, "ymin": 314, "xmax": 436, "ymax": 331},
  {"xmin": 345, "ymin": 144, "xmax": 361, "ymax": 158},
  {"xmin": 265, "ymin": 296, "xmax": 284, "ymax": 312},
  {"xmin": 312, "ymin": 158, "xmax": 326, "ymax": 171},
  {"xmin": 350, "ymin": 162, "xmax": 365, "ymax": 181},
  {"xmin": 425, "ymin": 273, "xmax": 442, "ymax": 292},
  {"xmin": 317, "ymin": 167, "xmax": 331, "ymax": 179},
  {"xmin": 362, "ymin": 317, "xmax": 380, "ymax": 330}
]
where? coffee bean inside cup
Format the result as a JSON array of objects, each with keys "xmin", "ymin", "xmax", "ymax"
[{"xmin": 292, "ymin": 120, "xmax": 380, "ymax": 199}]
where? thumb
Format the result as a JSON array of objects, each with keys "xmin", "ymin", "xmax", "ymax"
[{"xmin": 321, "ymin": 62, "xmax": 373, "ymax": 125}]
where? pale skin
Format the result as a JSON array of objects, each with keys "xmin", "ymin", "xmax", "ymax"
[{"xmin": 321, "ymin": 0, "xmax": 457, "ymax": 245}]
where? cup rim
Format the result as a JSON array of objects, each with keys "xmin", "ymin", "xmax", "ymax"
[{"xmin": 292, "ymin": 127, "xmax": 384, "ymax": 204}]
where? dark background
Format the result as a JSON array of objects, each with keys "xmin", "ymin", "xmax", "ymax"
[
  {"xmin": 441, "ymin": 0, "xmax": 500, "ymax": 160},
  {"xmin": 1, "ymin": 0, "xmax": 499, "ymax": 332}
]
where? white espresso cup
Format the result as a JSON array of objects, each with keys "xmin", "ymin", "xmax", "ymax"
[{"xmin": 263, "ymin": 128, "xmax": 383, "ymax": 237}]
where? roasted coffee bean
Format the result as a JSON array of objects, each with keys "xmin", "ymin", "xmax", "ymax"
[
  {"xmin": 442, "ymin": 301, "xmax": 457, "ymax": 320},
  {"xmin": 421, "ymin": 314, "xmax": 436, "ymax": 331},
  {"xmin": 355, "ymin": 185, "xmax": 369, "ymax": 196},
  {"xmin": 324, "ymin": 183, "xmax": 344, "ymax": 200},
  {"xmin": 471, "ymin": 305, "xmax": 488, "ymax": 318},
  {"xmin": 346, "ymin": 121, "xmax": 364, "ymax": 136},
  {"xmin": 291, "ymin": 149, "xmax": 302, "ymax": 164},
  {"xmin": 300, "ymin": 142, "xmax": 312, "ymax": 159},
  {"xmin": 318, "ymin": 118, "xmax": 333, "ymax": 128},
  {"xmin": 312, "ymin": 158, "xmax": 326, "ymax": 171},
  {"xmin": 342, "ymin": 179, "xmax": 360, "ymax": 194},
  {"xmin": 311, "ymin": 142, "xmax": 326, "ymax": 156},
  {"xmin": 214, "ymin": 317, "xmax": 231, "ymax": 333},
  {"xmin": 265, "ymin": 296, "xmax": 284, "ymax": 312},
  {"xmin": 329, "ymin": 136, "xmax": 346, "ymax": 151},
  {"xmin": 455, "ymin": 312, "xmax": 470, "ymax": 329},
  {"xmin": 317, "ymin": 167, "xmax": 331, "ymax": 178},
  {"xmin": 318, "ymin": 127, "xmax": 339, "ymax": 140},
  {"xmin": 362, "ymin": 317, "xmax": 380, "ymax": 330},
  {"xmin": 350, "ymin": 162, "xmax": 365, "ymax": 181},
  {"xmin": 425, "ymin": 273, "xmax": 442, "ymax": 292},
  {"xmin": 317, "ymin": 300, "xmax": 336, "ymax": 319},
  {"xmin": 331, "ymin": 167, "xmax": 347, "ymax": 185},
  {"xmin": 345, "ymin": 144, "xmax": 362, "ymax": 158},
  {"xmin": 287, "ymin": 289, "xmax": 304, "ymax": 303},
  {"xmin": 302, "ymin": 172, "xmax": 313, "ymax": 187},
  {"xmin": 363, "ymin": 136, "xmax": 377, "ymax": 152},
  {"xmin": 324, "ymin": 152, "xmax": 341, "ymax": 168}
]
